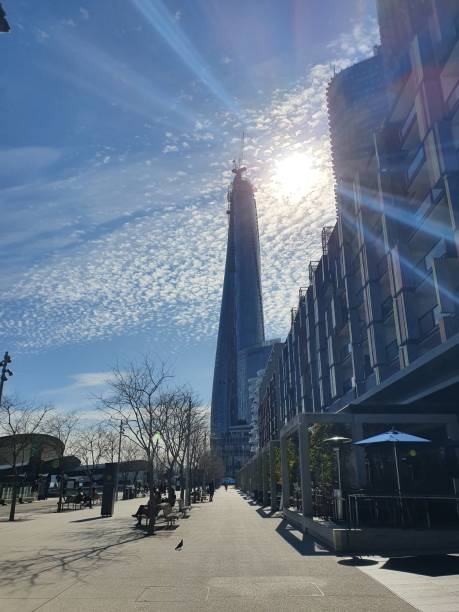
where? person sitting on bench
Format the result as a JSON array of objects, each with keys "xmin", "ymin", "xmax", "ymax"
[{"xmin": 132, "ymin": 493, "xmax": 160, "ymax": 525}]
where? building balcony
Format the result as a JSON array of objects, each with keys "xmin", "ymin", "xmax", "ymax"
[
  {"xmin": 446, "ymin": 79, "xmax": 459, "ymax": 114},
  {"xmin": 418, "ymin": 305, "xmax": 440, "ymax": 338},
  {"xmin": 385, "ymin": 339, "xmax": 399, "ymax": 363},
  {"xmin": 407, "ymin": 144, "xmax": 426, "ymax": 185},
  {"xmin": 380, "ymin": 296, "xmax": 393, "ymax": 320},
  {"xmin": 399, "ymin": 105, "xmax": 417, "ymax": 147}
]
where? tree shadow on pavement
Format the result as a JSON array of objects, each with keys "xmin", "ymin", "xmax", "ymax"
[
  {"xmin": 275, "ymin": 519, "xmax": 332, "ymax": 556},
  {"xmin": 0, "ymin": 525, "xmax": 148, "ymax": 589},
  {"xmin": 381, "ymin": 555, "xmax": 459, "ymax": 577}
]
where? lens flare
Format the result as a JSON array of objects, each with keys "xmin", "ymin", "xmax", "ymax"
[{"xmin": 274, "ymin": 153, "xmax": 321, "ymax": 201}]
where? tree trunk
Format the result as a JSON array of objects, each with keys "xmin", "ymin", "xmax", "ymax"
[
  {"xmin": 179, "ymin": 464, "xmax": 185, "ymax": 501},
  {"xmin": 9, "ymin": 468, "xmax": 18, "ymax": 522},
  {"xmin": 147, "ymin": 459, "xmax": 156, "ymax": 535},
  {"xmin": 57, "ymin": 455, "xmax": 65, "ymax": 512}
]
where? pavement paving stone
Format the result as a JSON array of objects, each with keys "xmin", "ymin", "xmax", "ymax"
[
  {"xmin": 358, "ymin": 555, "xmax": 459, "ymax": 612},
  {"xmin": 0, "ymin": 489, "xmax": 416, "ymax": 611}
]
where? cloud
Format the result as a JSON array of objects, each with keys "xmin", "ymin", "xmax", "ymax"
[{"xmin": 2, "ymin": 15, "xmax": 378, "ymax": 353}]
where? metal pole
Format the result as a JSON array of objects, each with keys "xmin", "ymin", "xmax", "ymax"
[
  {"xmin": 202, "ymin": 431, "xmax": 207, "ymax": 492},
  {"xmin": 185, "ymin": 398, "xmax": 191, "ymax": 506},
  {"xmin": 0, "ymin": 351, "xmax": 12, "ymax": 406},
  {"xmin": 114, "ymin": 420, "xmax": 123, "ymax": 504},
  {"xmin": 393, "ymin": 442, "xmax": 402, "ymax": 496},
  {"xmin": 336, "ymin": 447, "xmax": 343, "ymax": 521},
  {"xmin": 336, "ymin": 447, "xmax": 342, "ymax": 492}
]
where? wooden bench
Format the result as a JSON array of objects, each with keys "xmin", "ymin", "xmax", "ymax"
[
  {"xmin": 177, "ymin": 499, "xmax": 190, "ymax": 518},
  {"xmin": 162, "ymin": 504, "xmax": 179, "ymax": 528},
  {"xmin": 135, "ymin": 503, "xmax": 178, "ymax": 528},
  {"xmin": 18, "ymin": 496, "xmax": 34, "ymax": 504},
  {"xmin": 63, "ymin": 496, "xmax": 84, "ymax": 510}
]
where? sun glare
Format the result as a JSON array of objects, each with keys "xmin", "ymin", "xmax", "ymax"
[{"xmin": 273, "ymin": 153, "xmax": 320, "ymax": 201}]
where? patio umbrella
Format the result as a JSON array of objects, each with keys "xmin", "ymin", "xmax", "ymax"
[{"xmin": 353, "ymin": 429, "xmax": 430, "ymax": 496}]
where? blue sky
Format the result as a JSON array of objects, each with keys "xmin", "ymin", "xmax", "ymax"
[{"xmin": 1, "ymin": 0, "xmax": 378, "ymax": 418}]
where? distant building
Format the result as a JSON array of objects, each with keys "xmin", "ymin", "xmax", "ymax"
[
  {"xmin": 211, "ymin": 165, "xmax": 272, "ymax": 475},
  {"xmin": 0, "ymin": 434, "xmax": 64, "ymax": 501}
]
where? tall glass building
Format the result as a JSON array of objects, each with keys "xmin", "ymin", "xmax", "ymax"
[{"xmin": 211, "ymin": 166, "xmax": 271, "ymax": 475}]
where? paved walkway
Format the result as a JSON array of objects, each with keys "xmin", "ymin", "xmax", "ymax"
[
  {"xmin": 0, "ymin": 488, "xmax": 414, "ymax": 611},
  {"xmin": 359, "ymin": 555, "xmax": 459, "ymax": 612}
]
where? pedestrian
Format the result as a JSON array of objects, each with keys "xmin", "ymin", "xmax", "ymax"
[
  {"xmin": 224, "ymin": 483, "xmax": 228, "ymax": 492},
  {"xmin": 208, "ymin": 481, "xmax": 215, "ymax": 502}
]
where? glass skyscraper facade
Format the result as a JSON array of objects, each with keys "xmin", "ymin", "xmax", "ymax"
[{"xmin": 211, "ymin": 167, "xmax": 270, "ymax": 475}]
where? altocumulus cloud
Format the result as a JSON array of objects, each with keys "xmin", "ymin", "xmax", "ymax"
[{"xmin": 1, "ymin": 18, "xmax": 378, "ymax": 352}]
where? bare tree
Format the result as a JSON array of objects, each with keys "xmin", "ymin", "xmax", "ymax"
[
  {"xmin": 189, "ymin": 409, "xmax": 210, "ymax": 490},
  {"xmin": 73, "ymin": 423, "xmax": 108, "ymax": 506},
  {"xmin": 102, "ymin": 427, "xmax": 119, "ymax": 463},
  {"xmin": 199, "ymin": 450, "xmax": 225, "ymax": 484},
  {"xmin": 0, "ymin": 396, "xmax": 53, "ymax": 521},
  {"xmin": 119, "ymin": 438, "xmax": 146, "ymax": 488},
  {"xmin": 157, "ymin": 388, "xmax": 190, "ymax": 488},
  {"xmin": 175, "ymin": 399, "xmax": 206, "ymax": 501},
  {"xmin": 98, "ymin": 357, "xmax": 170, "ymax": 535},
  {"xmin": 44, "ymin": 411, "xmax": 80, "ymax": 512}
]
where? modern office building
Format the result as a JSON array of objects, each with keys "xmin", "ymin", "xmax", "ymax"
[{"xmin": 211, "ymin": 165, "xmax": 271, "ymax": 475}]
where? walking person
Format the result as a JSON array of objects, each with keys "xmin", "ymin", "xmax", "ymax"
[
  {"xmin": 208, "ymin": 481, "xmax": 215, "ymax": 502},
  {"xmin": 224, "ymin": 483, "xmax": 228, "ymax": 492}
]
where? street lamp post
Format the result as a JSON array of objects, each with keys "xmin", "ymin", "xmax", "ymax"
[
  {"xmin": 0, "ymin": 3, "xmax": 10, "ymax": 32},
  {"xmin": 324, "ymin": 436, "xmax": 352, "ymax": 521},
  {"xmin": 0, "ymin": 351, "xmax": 13, "ymax": 406},
  {"xmin": 114, "ymin": 420, "xmax": 125, "ymax": 504},
  {"xmin": 185, "ymin": 398, "xmax": 192, "ymax": 506}
]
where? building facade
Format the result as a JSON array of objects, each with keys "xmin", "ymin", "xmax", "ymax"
[{"xmin": 253, "ymin": 0, "xmax": 459, "ymax": 455}]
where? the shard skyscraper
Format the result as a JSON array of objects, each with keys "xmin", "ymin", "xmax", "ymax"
[{"xmin": 211, "ymin": 165, "xmax": 272, "ymax": 476}]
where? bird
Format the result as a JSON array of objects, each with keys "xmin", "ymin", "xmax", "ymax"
[{"xmin": 175, "ymin": 539, "xmax": 183, "ymax": 551}]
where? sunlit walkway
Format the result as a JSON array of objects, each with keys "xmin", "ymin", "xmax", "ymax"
[{"xmin": 0, "ymin": 487, "xmax": 412, "ymax": 611}]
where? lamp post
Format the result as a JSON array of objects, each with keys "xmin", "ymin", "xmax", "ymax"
[
  {"xmin": 0, "ymin": 351, "xmax": 13, "ymax": 406},
  {"xmin": 324, "ymin": 436, "xmax": 352, "ymax": 521},
  {"xmin": 0, "ymin": 3, "xmax": 10, "ymax": 32},
  {"xmin": 114, "ymin": 420, "xmax": 125, "ymax": 504},
  {"xmin": 185, "ymin": 398, "xmax": 192, "ymax": 506}
]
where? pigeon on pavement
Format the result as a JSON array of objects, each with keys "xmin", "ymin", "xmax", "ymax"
[{"xmin": 175, "ymin": 539, "xmax": 183, "ymax": 550}]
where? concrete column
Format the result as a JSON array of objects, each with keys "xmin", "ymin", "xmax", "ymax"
[
  {"xmin": 298, "ymin": 423, "xmax": 313, "ymax": 517},
  {"xmin": 261, "ymin": 450, "xmax": 269, "ymax": 507},
  {"xmin": 350, "ymin": 420, "xmax": 367, "ymax": 490},
  {"xmin": 280, "ymin": 433, "xmax": 290, "ymax": 510},
  {"xmin": 269, "ymin": 441, "xmax": 278, "ymax": 512},
  {"xmin": 257, "ymin": 454, "xmax": 263, "ymax": 503}
]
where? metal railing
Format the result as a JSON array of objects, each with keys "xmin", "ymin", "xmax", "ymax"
[{"xmin": 348, "ymin": 494, "xmax": 459, "ymax": 529}]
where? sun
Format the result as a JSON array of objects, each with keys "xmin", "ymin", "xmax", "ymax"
[{"xmin": 273, "ymin": 152, "xmax": 320, "ymax": 201}]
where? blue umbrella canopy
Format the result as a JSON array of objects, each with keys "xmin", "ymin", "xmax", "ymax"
[{"xmin": 354, "ymin": 429, "xmax": 431, "ymax": 445}]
